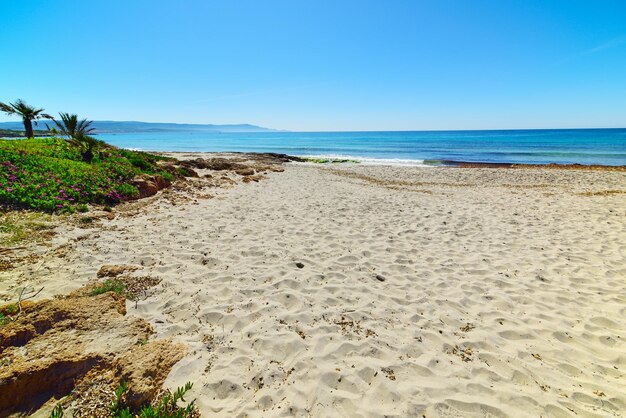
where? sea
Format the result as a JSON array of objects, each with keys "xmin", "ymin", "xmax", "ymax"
[{"xmin": 94, "ymin": 128, "xmax": 626, "ymax": 166}]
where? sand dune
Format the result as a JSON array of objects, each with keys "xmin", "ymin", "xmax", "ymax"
[{"xmin": 4, "ymin": 158, "xmax": 625, "ymax": 417}]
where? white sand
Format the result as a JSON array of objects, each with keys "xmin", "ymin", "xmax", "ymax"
[{"xmin": 5, "ymin": 159, "xmax": 626, "ymax": 417}]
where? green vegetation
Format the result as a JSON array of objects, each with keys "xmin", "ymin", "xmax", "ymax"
[
  {"xmin": 0, "ymin": 128, "xmax": 53, "ymax": 138},
  {"xmin": 0, "ymin": 99, "xmax": 181, "ymax": 212},
  {"xmin": 89, "ymin": 279, "xmax": 127, "ymax": 296},
  {"xmin": 0, "ymin": 99, "xmax": 53, "ymax": 138},
  {"xmin": 114, "ymin": 381, "xmax": 196, "ymax": 418},
  {"xmin": 49, "ymin": 112, "xmax": 96, "ymax": 138},
  {"xmin": 110, "ymin": 381, "xmax": 130, "ymax": 416},
  {"xmin": 0, "ymin": 305, "xmax": 17, "ymax": 326},
  {"xmin": 302, "ymin": 157, "xmax": 360, "ymax": 164},
  {"xmin": 0, "ymin": 137, "xmax": 174, "ymax": 212},
  {"xmin": 48, "ymin": 112, "xmax": 99, "ymax": 163},
  {"xmin": 50, "ymin": 382, "xmax": 196, "ymax": 418},
  {"xmin": 49, "ymin": 404, "xmax": 64, "ymax": 418}
]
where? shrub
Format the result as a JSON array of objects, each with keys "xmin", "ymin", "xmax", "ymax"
[
  {"xmin": 115, "ymin": 183, "xmax": 139, "ymax": 199},
  {"xmin": 0, "ymin": 137, "xmax": 178, "ymax": 211},
  {"xmin": 159, "ymin": 171, "xmax": 175, "ymax": 182},
  {"xmin": 117, "ymin": 381, "xmax": 196, "ymax": 418}
]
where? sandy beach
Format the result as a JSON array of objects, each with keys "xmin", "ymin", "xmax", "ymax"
[{"xmin": 3, "ymin": 155, "xmax": 625, "ymax": 417}]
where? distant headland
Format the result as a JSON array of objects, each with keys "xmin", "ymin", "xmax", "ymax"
[{"xmin": 0, "ymin": 120, "xmax": 276, "ymax": 134}]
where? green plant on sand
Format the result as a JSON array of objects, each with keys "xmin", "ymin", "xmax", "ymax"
[
  {"xmin": 89, "ymin": 279, "xmax": 127, "ymax": 296},
  {"xmin": 49, "ymin": 404, "xmax": 64, "ymax": 418},
  {"xmin": 50, "ymin": 382, "xmax": 196, "ymax": 418}
]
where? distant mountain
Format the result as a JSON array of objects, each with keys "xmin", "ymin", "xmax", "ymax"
[{"xmin": 0, "ymin": 120, "xmax": 275, "ymax": 133}]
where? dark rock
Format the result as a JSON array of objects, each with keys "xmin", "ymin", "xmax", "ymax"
[
  {"xmin": 375, "ymin": 274, "xmax": 386, "ymax": 282},
  {"xmin": 176, "ymin": 166, "xmax": 199, "ymax": 177},
  {"xmin": 247, "ymin": 153, "xmax": 304, "ymax": 163},
  {"xmin": 131, "ymin": 178, "xmax": 159, "ymax": 199},
  {"xmin": 153, "ymin": 175, "xmax": 171, "ymax": 190},
  {"xmin": 235, "ymin": 168, "xmax": 256, "ymax": 176},
  {"xmin": 130, "ymin": 174, "xmax": 173, "ymax": 200},
  {"xmin": 97, "ymin": 264, "xmax": 141, "ymax": 278},
  {"xmin": 181, "ymin": 158, "xmax": 245, "ymax": 171},
  {"xmin": 295, "ymin": 262, "xmax": 305, "ymax": 269},
  {"xmin": 157, "ymin": 162, "xmax": 178, "ymax": 175}
]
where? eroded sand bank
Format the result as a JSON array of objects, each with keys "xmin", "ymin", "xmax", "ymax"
[{"xmin": 4, "ymin": 156, "xmax": 625, "ymax": 417}]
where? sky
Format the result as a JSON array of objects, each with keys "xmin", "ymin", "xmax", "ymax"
[{"xmin": 1, "ymin": 0, "xmax": 625, "ymax": 131}]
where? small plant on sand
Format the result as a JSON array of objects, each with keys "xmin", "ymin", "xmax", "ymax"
[
  {"xmin": 0, "ymin": 212, "xmax": 55, "ymax": 246},
  {"xmin": 49, "ymin": 403, "xmax": 64, "ymax": 418},
  {"xmin": 0, "ymin": 303, "xmax": 18, "ymax": 325},
  {"xmin": 90, "ymin": 279, "xmax": 127, "ymax": 296},
  {"xmin": 112, "ymin": 381, "xmax": 196, "ymax": 418},
  {"xmin": 111, "ymin": 381, "xmax": 132, "ymax": 416}
]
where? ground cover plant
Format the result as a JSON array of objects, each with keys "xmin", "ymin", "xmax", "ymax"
[
  {"xmin": 89, "ymin": 279, "xmax": 127, "ymax": 296},
  {"xmin": 111, "ymin": 381, "xmax": 197, "ymax": 418},
  {"xmin": 0, "ymin": 137, "xmax": 175, "ymax": 212},
  {"xmin": 49, "ymin": 382, "xmax": 197, "ymax": 418}
]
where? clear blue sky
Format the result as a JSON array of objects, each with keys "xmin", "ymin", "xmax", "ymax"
[{"xmin": 1, "ymin": 0, "xmax": 625, "ymax": 131}]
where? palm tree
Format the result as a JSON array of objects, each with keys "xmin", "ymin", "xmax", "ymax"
[
  {"xmin": 50, "ymin": 112, "xmax": 96, "ymax": 138},
  {"xmin": 0, "ymin": 99, "xmax": 53, "ymax": 138},
  {"xmin": 50, "ymin": 113, "xmax": 99, "ymax": 163}
]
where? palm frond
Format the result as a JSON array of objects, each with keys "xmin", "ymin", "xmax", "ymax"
[
  {"xmin": 52, "ymin": 112, "xmax": 95, "ymax": 138},
  {"xmin": 11, "ymin": 99, "xmax": 36, "ymax": 117},
  {"xmin": 76, "ymin": 118, "xmax": 96, "ymax": 134},
  {"xmin": 0, "ymin": 102, "xmax": 15, "ymax": 115},
  {"xmin": 0, "ymin": 99, "xmax": 50, "ymax": 120}
]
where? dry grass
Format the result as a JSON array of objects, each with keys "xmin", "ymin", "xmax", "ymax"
[
  {"xmin": 0, "ymin": 210, "xmax": 57, "ymax": 247},
  {"xmin": 578, "ymin": 189, "xmax": 626, "ymax": 196},
  {"xmin": 0, "ymin": 210, "xmax": 59, "ymax": 272},
  {"xmin": 326, "ymin": 169, "xmax": 442, "ymax": 192}
]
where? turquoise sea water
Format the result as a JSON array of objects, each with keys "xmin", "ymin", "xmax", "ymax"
[{"xmin": 95, "ymin": 129, "xmax": 626, "ymax": 166}]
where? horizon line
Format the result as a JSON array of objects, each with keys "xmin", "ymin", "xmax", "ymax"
[{"xmin": 1, "ymin": 119, "xmax": 626, "ymax": 133}]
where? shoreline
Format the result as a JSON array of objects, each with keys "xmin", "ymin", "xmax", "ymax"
[{"xmin": 160, "ymin": 151, "xmax": 626, "ymax": 171}]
